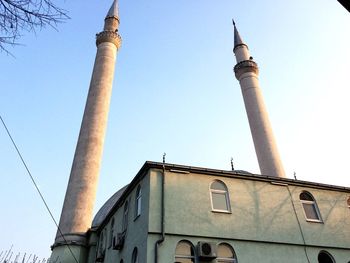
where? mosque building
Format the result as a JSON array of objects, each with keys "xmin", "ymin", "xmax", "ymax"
[{"xmin": 50, "ymin": 1, "xmax": 350, "ymax": 262}]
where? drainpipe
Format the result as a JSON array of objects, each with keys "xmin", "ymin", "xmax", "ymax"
[{"xmin": 154, "ymin": 164, "xmax": 165, "ymax": 263}]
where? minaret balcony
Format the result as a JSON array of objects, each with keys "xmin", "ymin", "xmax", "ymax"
[
  {"xmin": 234, "ymin": 60, "xmax": 259, "ymax": 79},
  {"xmin": 96, "ymin": 30, "xmax": 122, "ymax": 48}
]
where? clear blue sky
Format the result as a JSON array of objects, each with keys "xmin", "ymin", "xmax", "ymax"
[{"xmin": 0, "ymin": 0, "xmax": 349, "ymax": 258}]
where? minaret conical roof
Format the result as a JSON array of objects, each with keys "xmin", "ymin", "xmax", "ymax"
[
  {"xmin": 232, "ymin": 19, "xmax": 246, "ymax": 49},
  {"xmin": 106, "ymin": 0, "xmax": 119, "ymax": 18}
]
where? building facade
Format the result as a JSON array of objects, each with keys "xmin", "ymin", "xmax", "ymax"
[
  {"xmin": 88, "ymin": 162, "xmax": 350, "ymax": 263},
  {"xmin": 50, "ymin": 1, "xmax": 350, "ymax": 263}
]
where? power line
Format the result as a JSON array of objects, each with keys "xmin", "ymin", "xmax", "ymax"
[{"xmin": 0, "ymin": 115, "xmax": 79, "ymax": 263}]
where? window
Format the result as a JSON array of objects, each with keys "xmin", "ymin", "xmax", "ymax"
[
  {"xmin": 135, "ymin": 185, "xmax": 142, "ymax": 218},
  {"xmin": 217, "ymin": 243, "xmax": 237, "ymax": 263},
  {"xmin": 210, "ymin": 181, "xmax": 231, "ymax": 212},
  {"xmin": 318, "ymin": 251, "xmax": 335, "ymax": 263},
  {"xmin": 347, "ymin": 196, "xmax": 350, "ymax": 209},
  {"xmin": 299, "ymin": 192, "xmax": 322, "ymax": 222},
  {"xmin": 174, "ymin": 240, "xmax": 195, "ymax": 263},
  {"xmin": 109, "ymin": 218, "xmax": 115, "ymax": 247},
  {"xmin": 99, "ymin": 231, "xmax": 104, "ymax": 253},
  {"xmin": 99, "ymin": 230, "xmax": 106, "ymax": 255},
  {"xmin": 131, "ymin": 247, "xmax": 138, "ymax": 263},
  {"xmin": 122, "ymin": 201, "xmax": 129, "ymax": 232}
]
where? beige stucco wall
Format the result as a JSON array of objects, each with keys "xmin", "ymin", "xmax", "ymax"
[
  {"xmin": 237, "ymin": 70, "xmax": 285, "ymax": 178},
  {"xmin": 55, "ymin": 41, "xmax": 118, "ymax": 245}
]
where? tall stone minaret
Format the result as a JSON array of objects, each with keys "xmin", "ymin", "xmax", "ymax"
[
  {"xmin": 51, "ymin": 1, "xmax": 121, "ymax": 262},
  {"xmin": 232, "ymin": 20, "xmax": 285, "ymax": 178}
]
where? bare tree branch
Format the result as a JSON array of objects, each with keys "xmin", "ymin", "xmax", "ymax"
[
  {"xmin": 0, "ymin": 0, "xmax": 69, "ymax": 54},
  {"xmin": 0, "ymin": 248, "xmax": 49, "ymax": 263}
]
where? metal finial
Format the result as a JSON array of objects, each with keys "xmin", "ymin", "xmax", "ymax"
[
  {"xmin": 230, "ymin": 157, "xmax": 234, "ymax": 171},
  {"xmin": 162, "ymin": 153, "xmax": 166, "ymax": 164},
  {"xmin": 232, "ymin": 19, "xmax": 236, "ymax": 26},
  {"xmin": 293, "ymin": 171, "xmax": 297, "ymax": 180}
]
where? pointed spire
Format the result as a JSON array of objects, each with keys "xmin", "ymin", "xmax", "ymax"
[
  {"xmin": 106, "ymin": 0, "xmax": 119, "ymax": 19},
  {"xmin": 232, "ymin": 19, "xmax": 246, "ymax": 50}
]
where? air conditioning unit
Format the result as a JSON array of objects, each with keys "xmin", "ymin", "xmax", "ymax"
[
  {"xmin": 197, "ymin": 242, "xmax": 217, "ymax": 261},
  {"xmin": 113, "ymin": 232, "xmax": 126, "ymax": 250}
]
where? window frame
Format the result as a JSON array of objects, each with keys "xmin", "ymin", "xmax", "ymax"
[
  {"xmin": 122, "ymin": 200, "xmax": 129, "ymax": 232},
  {"xmin": 134, "ymin": 185, "xmax": 142, "ymax": 219},
  {"xmin": 174, "ymin": 240, "xmax": 195, "ymax": 263},
  {"xmin": 216, "ymin": 243, "xmax": 237, "ymax": 263},
  {"xmin": 299, "ymin": 191, "xmax": 322, "ymax": 223},
  {"xmin": 109, "ymin": 217, "xmax": 115, "ymax": 248},
  {"xmin": 318, "ymin": 250, "xmax": 335, "ymax": 263},
  {"xmin": 99, "ymin": 230, "xmax": 106, "ymax": 256},
  {"xmin": 99, "ymin": 231, "xmax": 104, "ymax": 253},
  {"xmin": 209, "ymin": 180, "xmax": 231, "ymax": 213}
]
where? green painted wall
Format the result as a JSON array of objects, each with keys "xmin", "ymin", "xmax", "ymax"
[
  {"xmin": 146, "ymin": 168, "xmax": 350, "ymax": 262},
  {"xmin": 158, "ymin": 170, "xmax": 350, "ymax": 247},
  {"xmin": 89, "ymin": 167, "xmax": 350, "ymax": 263},
  {"xmin": 87, "ymin": 231, "xmax": 97, "ymax": 263},
  {"xmin": 288, "ymin": 185, "xmax": 350, "ymax": 247},
  {"xmin": 148, "ymin": 233, "xmax": 350, "ymax": 263},
  {"xmin": 148, "ymin": 170, "xmax": 162, "ymax": 233},
  {"xmin": 95, "ymin": 171, "xmax": 151, "ymax": 263},
  {"xmin": 50, "ymin": 245, "xmax": 87, "ymax": 263}
]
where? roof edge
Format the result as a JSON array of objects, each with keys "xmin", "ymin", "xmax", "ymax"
[
  {"xmin": 96, "ymin": 161, "xmax": 350, "ymax": 230},
  {"xmin": 145, "ymin": 161, "xmax": 350, "ymax": 192}
]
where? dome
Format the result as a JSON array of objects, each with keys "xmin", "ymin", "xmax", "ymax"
[{"xmin": 92, "ymin": 185, "xmax": 128, "ymax": 228}]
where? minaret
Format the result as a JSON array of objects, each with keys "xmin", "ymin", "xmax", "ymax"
[
  {"xmin": 51, "ymin": 1, "xmax": 121, "ymax": 261},
  {"xmin": 232, "ymin": 20, "xmax": 285, "ymax": 178}
]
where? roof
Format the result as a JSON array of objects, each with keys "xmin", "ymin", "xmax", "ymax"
[
  {"xmin": 232, "ymin": 20, "xmax": 246, "ymax": 50},
  {"xmin": 106, "ymin": 0, "xmax": 119, "ymax": 19},
  {"xmin": 150, "ymin": 162, "xmax": 350, "ymax": 191},
  {"xmin": 92, "ymin": 161, "xmax": 350, "ymax": 229},
  {"xmin": 92, "ymin": 184, "xmax": 128, "ymax": 228}
]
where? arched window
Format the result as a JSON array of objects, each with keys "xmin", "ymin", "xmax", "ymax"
[
  {"xmin": 131, "ymin": 247, "xmax": 138, "ymax": 263},
  {"xmin": 217, "ymin": 243, "xmax": 237, "ymax": 263},
  {"xmin": 135, "ymin": 185, "xmax": 142, "ymax": 218},
  {"xmin": 174, "ymin": 240, "xmax": 195, "ymax": 263},
  {"xmin": 120, "ymin": 260, "xmax": 124, "ymax": 263},
  {"xmin": 122, "ymin": 200, "xmax": 129, "ymax": 232},
  {"xmin": 300, "ymin": 192, "xmax": 322, "ymax": 222},
  {"xmin": 210, "ymin": 181, "xmax": 231, "ymax": 212},
  {"xmin": 109, "ymin": 217, "xmax": 115, "ymax": 247},
  {"xmin": 318, "ymin": 251, "xmax": 335, "ymax": 263}
]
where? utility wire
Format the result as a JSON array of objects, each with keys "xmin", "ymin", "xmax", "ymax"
[
  {"xmin": 0, "ymin": 115, "xmax": 79, "ymax": 263},
  {"xmin": 286, "ymin": 185, "xmax": 311, "ymax": 263}
]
